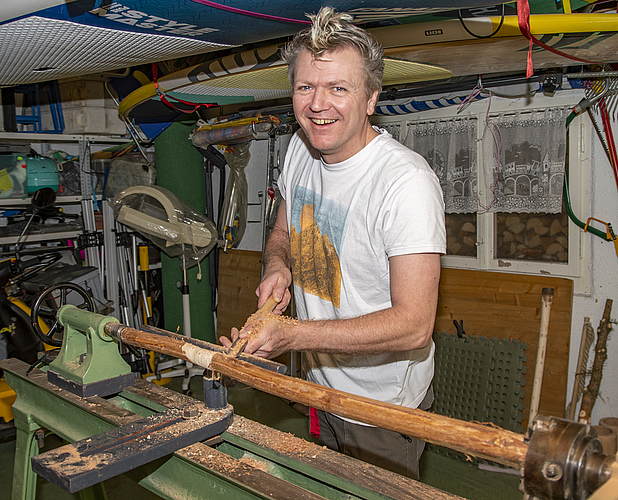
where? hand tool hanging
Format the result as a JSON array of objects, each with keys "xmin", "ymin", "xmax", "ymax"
[{"xmin": 564, "ymin": 73, "xmax": 618, "ymax": 259}]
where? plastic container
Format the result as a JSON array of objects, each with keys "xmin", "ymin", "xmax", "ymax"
[
  {"xmin": 105, "ymin": 153, "xmax": 156, "ymax": 200},
  {"xmin": 0, "ymin": 154, "xmax": 28, "ymax": 199},
  {"xmin": 26, "ymin": 156, "xmax": 59, "ymax": 193}
]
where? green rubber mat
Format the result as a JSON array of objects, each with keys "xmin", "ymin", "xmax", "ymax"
[{"xmin": 429, "ymin": 333, "xmax": 527, "ymax": 463}]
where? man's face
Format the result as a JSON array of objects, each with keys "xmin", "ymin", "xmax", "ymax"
[{"xmin": 292, "ymin": 47, "xmax": 379, "ymax": 164}]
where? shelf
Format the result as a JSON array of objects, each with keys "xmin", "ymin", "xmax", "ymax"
[
  {"xmin": 0, "ymin": 230, "xmax": 82, "ymax": 245},
  {"xmin": 0, "ymin": 195, "xmax": 82, "ymax": 206},
  {"xmin": 0, "ymin": 132, "xmax": 131, "ymax": 143}
]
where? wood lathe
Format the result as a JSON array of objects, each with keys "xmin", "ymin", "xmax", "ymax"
[{"xmin": 1, "ymin": 305, "xmax": 616, "ymax": 500}]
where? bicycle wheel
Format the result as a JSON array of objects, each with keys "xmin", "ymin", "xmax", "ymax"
[{"xmin": 30, "ymin": 282, "xmax": 95, "ymax": 347}]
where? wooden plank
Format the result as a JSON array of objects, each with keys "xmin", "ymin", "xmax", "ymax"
[
  {"xmin": 435, "ymin": 268, "xmax": 573, "ymax": 427},
  {"xmin": 217, "ymin": 249, "xmax": 263, "ymax": 341}
]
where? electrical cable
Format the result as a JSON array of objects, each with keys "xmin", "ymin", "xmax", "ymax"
[
  {"xmin": 458, "ymin": 76, "xmax": 501, "ymax": 212},
  {"xmin": 458, "ymin": 4, "xmax": 505, "ymax": 39},
  {"xmin": 152, "ymin": 63, "xmax": 217, "ymax": 114},
  {"xmin": 191, "ymin": 0, "xmax": 311, "ymax": 24}
]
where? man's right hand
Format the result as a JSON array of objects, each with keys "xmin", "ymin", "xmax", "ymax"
[{"xmin": 256, "ymin": 267, "xmax": 292, "ymax": 314}]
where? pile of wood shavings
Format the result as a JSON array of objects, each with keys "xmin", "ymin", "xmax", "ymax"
[
  {"xmin": 241, "ymin": 311, "xmax": 298, "ymax": 340},
  {"xmin": 229, "ymin": 415, "xmax": 325, "ymax": 459}
]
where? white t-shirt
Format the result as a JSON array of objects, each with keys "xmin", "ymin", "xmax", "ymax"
[{"xmin": 279, "ymin": 127, "xmax": 446, "ymax": 419}]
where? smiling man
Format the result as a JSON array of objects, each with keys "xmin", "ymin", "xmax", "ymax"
[{"xmin": 221, "ymin": 7, "xmax": 446, "ymax": 479}]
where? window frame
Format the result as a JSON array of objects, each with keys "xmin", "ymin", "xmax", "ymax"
[{"xmin": 372, "ymin": 90, "xmax": 591, "ymax": 294}]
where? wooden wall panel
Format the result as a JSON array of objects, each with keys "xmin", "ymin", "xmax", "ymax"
[
  {"xmin": 217, "ymin": 249, "xmax": 263, "ymax": 342},
  {"xmin": 436, "ymin": 268, "xmax": 574, "ymax": 427}
]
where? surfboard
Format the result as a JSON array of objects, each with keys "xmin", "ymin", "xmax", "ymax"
[
  {"xmin": 378, "ymin": 14, "xmax": 618, "ymax": 78},
  {"xmin": 0, "ymin": 0, "xmax": 599, "ymax": 86},
  {"xmin": 0, "ymin": 0, "xmax": 519, "ymax": 87},
  {"xmin": 117, "ymin": 44, "xmax": 454, "ymax": 121},
  {"xmin": 118, "ymin": 11, "xmax": 618, "ymax": 123}
]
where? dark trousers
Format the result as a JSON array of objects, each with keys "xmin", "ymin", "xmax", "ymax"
[{"xmin": 316, "ymin": 386, "xmax": 433, "ymax": 480}]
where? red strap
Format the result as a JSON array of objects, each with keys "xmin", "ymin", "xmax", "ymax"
[
  {"xmin": 309, "ymin": 407, "xmax": 320, "ymax": 438},
  {"xmin": 151, "ymin": 63, "xmax": 217, "ymax": 114},
  {"xmin": 517, "ymin": 0, "xmax": 534, "ymax": 78},
  {"xmin": 517, "ymin": 0, "xmax": 598, "ymax": 78}
]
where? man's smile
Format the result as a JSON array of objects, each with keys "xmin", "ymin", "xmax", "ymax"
[{"xmin": 310, "ymin": 118, "xmax": 338, "ymax": 125}]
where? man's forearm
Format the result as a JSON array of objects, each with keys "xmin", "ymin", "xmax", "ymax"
[
  {"xmin": 249, "ymin": 253, "xmax": 441, "ymax": 359},
  {"xmin": 263, "ymin": 224, "xmax": 292, "ymax": 274},
  {"xmin": 286, "ymin": 304, "xmax": 435, "ymax": 355}
]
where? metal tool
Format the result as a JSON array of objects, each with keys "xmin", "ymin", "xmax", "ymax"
[{"xmin": 523, "ymin": 416, "xmax": 616, "ymax": 500}]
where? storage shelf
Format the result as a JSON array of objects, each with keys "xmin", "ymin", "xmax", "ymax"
[
  {"xmin": 0, "ymin": 132, "xmax": 130, "ymax": 143},
  {"xmin": 0, "ymin": 195, "xmax": 82, "ymax": 206},
  {"xmin": 0, "ymin": 230, "xmax": 82, "ymax": 245}
]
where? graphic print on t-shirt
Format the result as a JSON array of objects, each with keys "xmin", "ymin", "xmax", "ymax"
[{"xmin": 290, "ymin": 186, "xmax": 346, "ymax": 308}]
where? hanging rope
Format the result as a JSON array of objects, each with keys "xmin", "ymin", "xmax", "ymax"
[{"xmin": 516, "ymin": 0, "xmax": 598, "ymax": 78}]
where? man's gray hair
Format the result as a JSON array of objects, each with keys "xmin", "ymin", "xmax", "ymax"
[{"xmin": 281, "ymin": 7, "xmax": 384, "ymax": 98}]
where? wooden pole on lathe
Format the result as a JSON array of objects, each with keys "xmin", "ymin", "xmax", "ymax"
[{"xmin": 108, "ymin": 323, "xmax": 528, "ymax": 469}]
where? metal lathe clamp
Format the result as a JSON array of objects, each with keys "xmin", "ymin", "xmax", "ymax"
[{"xmin": 522, "ymin": 415, "xmax": 617, "ymax": 500}]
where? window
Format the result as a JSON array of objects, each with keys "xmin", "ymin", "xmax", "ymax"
[{"xmin": 373, "ymin": 91, "xmax": 591, "ymax": 293}]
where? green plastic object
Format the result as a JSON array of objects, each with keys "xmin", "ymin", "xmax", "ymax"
[
  {"xmin": 48, "ymin": 305, "xmax": 131, "ymax": 391},
  {"xmin": 430, "ymin": 333, "xmax": 527, "ymax": 464}
]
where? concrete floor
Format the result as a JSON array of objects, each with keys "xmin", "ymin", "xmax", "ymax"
[{"xmin": 0, "ymin": 375, "xmax": 523, "ymax": 500}]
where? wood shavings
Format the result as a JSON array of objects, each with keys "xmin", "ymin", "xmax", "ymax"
[
  {"xmin": 241, "ymin": 311, "xmax": 298, "ymax": 340},
  {"xmin": 182, "ymin": 343, "xmax": 216, "ymax": 369},
  {"xmin": 228, "ymin": 415, "xmax": 324, "ymax": 459}
]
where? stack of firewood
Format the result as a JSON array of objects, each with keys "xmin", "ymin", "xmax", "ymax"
[
  {"xmin": 445, "ymin": 212, "xmax": 569, "ymax": 262},
  {"xmin": 496, "ymin": 213, "xmax": 568, "ymax": 262}
]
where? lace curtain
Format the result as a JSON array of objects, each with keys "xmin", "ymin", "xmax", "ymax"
[
  {"xmin": 482, "ymin": 108, "xmax": 568, "ymax": 213},
  {"xmin": 404, "ymin": 117, "xmax": 478, "ymax": 213},
  {"xmin": 398, "ymin": 108, "xmax": 568, "ymax": 214}
]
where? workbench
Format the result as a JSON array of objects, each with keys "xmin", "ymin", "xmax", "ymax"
[{"xmin": 2, "ymin": 358, "xmax": 462, "ymax": 500}]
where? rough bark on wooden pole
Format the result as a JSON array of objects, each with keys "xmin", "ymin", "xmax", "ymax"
[
  {"xmin": 579, "ymin": 298, "xmax": 613, "ymax": 423},
  {"xmin": 108, "ymin": 324, "xmax": 528, "ymax": 469},
  {"xmin": 565, "ymin": 317, "xmax": 594, "ymax": 421}
]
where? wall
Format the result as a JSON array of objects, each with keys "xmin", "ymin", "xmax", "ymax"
[{"xmin": 570, "ymin": 118, "xmax": 618, "ymax": 425}]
